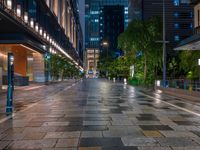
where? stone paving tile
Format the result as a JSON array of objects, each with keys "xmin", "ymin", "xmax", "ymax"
[
  {"xmin": 102, "ymin": 146, "xmax": 139, "ymax": 150},
  {"xmin": 79, "ymin": 138, "xmax": 123, "ymax": 147},
  {"xmin": 83, "ymin": 121, "xmax": 110, "ymax": 126},
  {"xmin": 139, "ymin": 125, "xmax": 173, "ymax": 131},
  {"xmin": 121, "ymin": 137, "xmax": 160, "ymax": 146},
  {"xmin": 55, "ymin": 138, "xmax": 79, "ymax": 148},
  {"xmin": 2, "ymin": 133, "xmax": 25, "ymax": 140},
  {"xmin": 78, "ymin": 147, "xmax": 102, "ymax": 150},
  {"xmin": 172, "ymin": 147, "xmax": 200, "ymax": 150},
  {"xmin": 160, "ymin": 131, "xmax": 198, "ymax": 138},
  {"xmin": 23, "ymin": 132, "xmax": 46, "ymax": 140},
  {"xmin": 81, "ymin": 131, "xmax": 103, "ymax": 137},
  {"xmin": 142, "ymin": 131, "xmax": 163, "ymax": 137},
  {"xmin": 138, "ymin": 147, "xmax": 172, "ymax": 150},
  {"xmin": 7, "ymin": 139, "xmax": 57, "ymax": 149},
  {"xmin": 156, "ymin": 137, "xmax": 199, "ymax": 147},
  {"xmin": 0, "ymin": 141, "xmax": 12, "ymax": 149}
]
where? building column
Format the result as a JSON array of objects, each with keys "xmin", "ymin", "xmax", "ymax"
[
  {"xmin": 0, "ymin": 67, "xmax": 2, "ymax": 91},
  {"xmin": 0, "ymin": 52, "xmax": 2, "ymax": 91},
  {"xmin": 33, "ymin": 53, "xmax": 45, "ymax": 82}
]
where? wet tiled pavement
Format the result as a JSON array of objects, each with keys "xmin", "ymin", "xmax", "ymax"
[{"xmin": 1, "ymin": 79, "xmax": 200, "ymax": 149}]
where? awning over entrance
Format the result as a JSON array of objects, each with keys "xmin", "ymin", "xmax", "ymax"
[{"xmin": 174, "ymin": 34, "xmax": 200, "ymax": 50}]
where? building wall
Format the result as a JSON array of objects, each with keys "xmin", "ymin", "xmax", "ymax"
[
  {"xmin": 85, "ymin": 0, "xmax": 128, "ymax": 49},
  {"xmin": 194, "ymin": 3, "xmax": 200, "ymax": 28},
  {"xmin": 33, "ymin": 53, "xmax": 45, "ymax": 82},
  {"xmin": 12, "ymin": 48, "xmax": 27, "ymax": 76},
  {"xmin": 100, "ymin": 5, "xmax": 124, "ymax": 54},
  {"xmin": 128, "ymin": 0, "xmax": 193, "ymax": 57}
]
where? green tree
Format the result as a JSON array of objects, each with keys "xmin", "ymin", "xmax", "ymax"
[
  {"xmin": 179, "ymin": 51, "xmax": 200, "ymax": 80},
  {"xmin": 118, "ymin": 17, "xmax": 162, "ymax": 85}
]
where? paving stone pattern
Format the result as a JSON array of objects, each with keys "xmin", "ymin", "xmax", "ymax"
[{"xmin": 0, "ymin": 79, "xmax": 200, "ymax": 149}]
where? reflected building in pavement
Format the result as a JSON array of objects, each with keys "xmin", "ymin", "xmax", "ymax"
[{"xmin": 0, "ymin": 0, "xmax": 83, "ymax": 90}]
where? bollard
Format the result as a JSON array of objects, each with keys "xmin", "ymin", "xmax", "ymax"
[
  {"xmin": 113, "ymin": 77, "xmax": 116, "ymax": 83},
  {"xmin": 124, "ymin": 78, "xmax": 127, "ymax": 85}
]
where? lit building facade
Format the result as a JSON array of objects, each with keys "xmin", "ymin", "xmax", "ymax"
[
  {"xmin": 85, "ymin": 0, "xmax": 128, "ymax": 75},
  {"xmin": 0, "ymin": 0, "xmax": 83, "ymax": 89},
  {"xmin": 86, "ymin": 48, "xmax": 99, "ymax": 78},
  {"xmin": 85, "ymin": 0, "xmax": 128, "ymax": 49},
  {"xmin": 99, "ymin": 5, "xmax": 124, "ymax": 57},
  {"xmin": 175, "ymin": 0, "xmax": 200, "ymax": 50},
  {"xmin": 128, "ymin": 0, "xmax": 193, "ymax": 57}
]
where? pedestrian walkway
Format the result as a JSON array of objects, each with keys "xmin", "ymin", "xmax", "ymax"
[
  {"xmin": 0, "ymin": 79, "xmax": 78, "ymax": 120},
  {"xmin": 1, "ymin": 79, "xmax": 200, "ymax": 149}
]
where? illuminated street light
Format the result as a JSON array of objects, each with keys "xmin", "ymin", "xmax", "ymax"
[{"xmin": 102, "ymin": 42, "xmax": 108, "ymax": 46}]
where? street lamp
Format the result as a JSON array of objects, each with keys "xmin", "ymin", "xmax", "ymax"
[
  {"xmin": 153, "ymin": 0, "xmax": 167, "ymax": 87},
  {"xmin": 198, "ymin": 58, "xmax": 200, "ymax": 83},
  {"xmin": 162, "ymin": 0, "xmax": 167, "ymax": 88},
  {"xmin": 102, "ymin": 41, "xmax": 109, "ymax": 77}
]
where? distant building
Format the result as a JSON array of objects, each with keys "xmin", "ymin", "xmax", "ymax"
[
  {"xmin": 128, "ymin": 0, "xmax": 142, "ymax": 21},
  {"xmin": 99, "ymin": 5, "xmax": 124, "ymax": 56},
  {"xmin": 85, "ymin": 0, "xmax": 128, "ymax": 49},
  {"xmin": 85, "ymin": 0, "xmax": 128, "ymax": 75},
  {"xmin": 128, "ymin": 0, "xmax": 193, "ymax": 57},
  {"xmin": 175, "ymin": 0, "xmax": 200, "ymax": 50},
  {"xmin": 0, "ymin": 0, "xmax": 83, "ymax": 89}
]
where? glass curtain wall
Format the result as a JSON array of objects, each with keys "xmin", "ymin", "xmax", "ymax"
[{"xmin": 85, "ymin": 0, "xmax": 128, "ymax": 49}]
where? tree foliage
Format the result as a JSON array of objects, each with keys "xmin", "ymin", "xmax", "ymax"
[
  {"xmin": 179, "ymin": 51, "xmax": 200, "ymax": 80},
  {"xmin": 118, "ymin": 17, "xmax": 162, "ymax": 85},
  {"xmin": 48, "ymin": 54, "xmax": 81, "ymax": 81}
]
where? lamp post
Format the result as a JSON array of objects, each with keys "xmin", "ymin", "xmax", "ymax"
[
  {"xmin": 102, "ymin": 41, "xmax": 109, "ymax": 77},
  {"xmin": 198, "ymin": 59, "xmax": 200, "ymax": 83},
  {"xmin": 153, "ymin": 0, "xmax": 167, "ymax": 87}
]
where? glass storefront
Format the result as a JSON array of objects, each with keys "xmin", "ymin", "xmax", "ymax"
[{"xmin": 0, "ymin": 44, "xmax": 41, "ymax": 85}]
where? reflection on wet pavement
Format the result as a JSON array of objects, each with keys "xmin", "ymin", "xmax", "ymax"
[{"xmin": 0, "ymin": 79, "xmax": 200, "ymax": 149}]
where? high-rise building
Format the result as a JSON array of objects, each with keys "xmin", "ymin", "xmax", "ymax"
[
  {"xmin": 175, "ymin": 0, "xmax": 200, "ymax": 50},
  {"xmin": 85, "ymin": 0, "xmax": 128, "ymax": 76},
  {"xmin": 85, "ymin": 0, "xmax": 128, "ymax": 49},
  {"xmin": 128, "ymin": 0, "xmax": 193, "ymax": 57},
  {"xmin": 99, "ymin": 5, "xmax": 124, "ymax": 56},
  {"xmin": 0, "ymin": 0, "xmax": 83, "ymax": 89}
]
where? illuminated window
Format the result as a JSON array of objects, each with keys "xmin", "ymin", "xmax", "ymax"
[
  {"xmin": 174, "ymin": 35, "xmax": 180, "ymax": 41},
  {"xmin": 174, "ymin": 23, "xmax": 179, "ymax": 29},
  {"xmin": 174, "ymin": 0, "xmax": 180, "ymax": 6}
]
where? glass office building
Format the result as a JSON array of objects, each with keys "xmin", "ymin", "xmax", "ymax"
[{"xmin": 85, "ymin": 0, "xmax": 128, "ymax": 49}]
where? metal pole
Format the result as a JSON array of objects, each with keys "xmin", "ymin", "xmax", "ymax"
[
  {"xmin": 94, "ymin": 48, "xmax": 96, "ymax": 78},
  {"xmin": 6, "ymin": 53, "xmax": 14, "ymax": 114},
  {"xmin": 162, "ymin": 0, "xmax": 167, "ymax": 87}
]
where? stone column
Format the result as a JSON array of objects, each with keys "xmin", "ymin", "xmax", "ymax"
[
  {"xmin": 0, "ymin": 67, "xmax": 2, "ymax": 91},
  {"xmin": 33, "ymin": 53, "xmax": 45, "ymax": 82},
  {"xmin": 0, "ymin": 52, "xmax": 3, "ymax": 91}
]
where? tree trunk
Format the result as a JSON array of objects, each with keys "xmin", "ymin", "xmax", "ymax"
[{"xmin": 144, "ymin": 54, "xmax": 147, "ymax": 84}]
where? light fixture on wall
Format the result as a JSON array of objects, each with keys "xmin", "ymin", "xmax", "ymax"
[
  {"xmin": 16, "ymin": 5, "xmax": 21, "ymax": 17},
  {"xmin": 47, "ymin": 35, "xmax": 49, "ymax": 41},
  {"xmin": 24, "ymin": 12, "xmax": 28, "ymax": 23},
  {"xmin": 39, "ymin": 27, "xmax": 43, "ymax": 35},
  {"xmin": 30, "ymin": 18, "xmax": 34, "ymax": 28},
  {"xmin": 7, "ymin": 0, "xmax": 12, "ymax": 9},
  {"xmin": 43, "ymin": 31, "xmax": 46, "ymax": 39},
  {"xmin": 35, "ymin": 23, "xmax": 39, "ymax": 32},
  {"xmin": 50, "ymin": 38, "xmax": 52, "ymax": 44}
]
